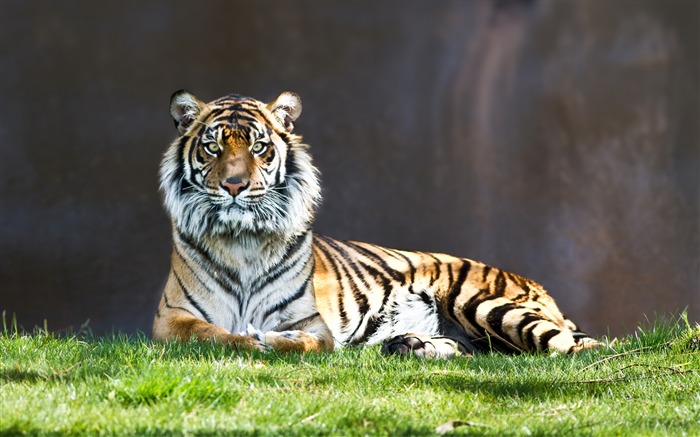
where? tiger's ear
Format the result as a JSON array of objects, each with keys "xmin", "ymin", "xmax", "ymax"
[
  {"xmin": 267, "ymin": 91, "xmax": 302, "ymax": 132},
  {"xmin": 170, "ymin": 90, "xmax": 206, "ymax": 134}
]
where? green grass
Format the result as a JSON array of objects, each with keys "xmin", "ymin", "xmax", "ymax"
[{"xmin": 1, "ymin": 315, "xmax": 698, "ymax": 436}]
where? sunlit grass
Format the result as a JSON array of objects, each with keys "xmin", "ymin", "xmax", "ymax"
[{"xmin": 1, "ymin": 314, "xmax": 698, "ymax": 436}]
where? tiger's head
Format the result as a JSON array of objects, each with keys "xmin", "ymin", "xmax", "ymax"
[{"xmin": 160, "ymin": 91, "xmax": 321, "ymax": 240}]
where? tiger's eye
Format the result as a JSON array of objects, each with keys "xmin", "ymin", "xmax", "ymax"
[
  {"xmin": 251, "ymin": 142, "xmax": 268, "ymax": 155},
  {"xmin": 204, "ymin": 142, "xmax": 220, "ymax": 156}
]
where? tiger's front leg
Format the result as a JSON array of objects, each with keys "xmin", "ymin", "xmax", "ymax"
[
  {"xmin": 243, "ymin": 315, "xmax": 335, "ymax": 353},
  {"xmin": 154, "ymin": 307, "xmax": 334, "ymax": 353},
  {"xmin": 153, "ymin": 312, "xmax": 268, "ymax": 352}
]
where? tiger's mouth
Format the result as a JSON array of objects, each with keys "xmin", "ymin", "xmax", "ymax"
[
  {"xmin": 215, "ymin": 196, "xmax": 268, "ymax": 215},
  {"xmin": 231, "ymin": 200, "xmax": 254, "ymax": 211},
  {"xmin": 212, "ymin": 199, "xmax": 248, "ymax": 213},
  {"xmin": 208, "ymin": 193, "xmax": 252, "ymax": 208}
]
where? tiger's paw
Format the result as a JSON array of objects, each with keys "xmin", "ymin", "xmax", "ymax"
[
  {"xmin": 242, "ymin": 325, "xmax": 327, "ymax": 353},
  {"xmin": 381, "ymin": 334, "xmax": 471, "ymax": 359},
  {"xmin": 223, "ymin": 331, "xmax": 269, "ymax": 352},
  {"xmin": 570, "ymin": 337, "xmax": 604, "ymax": 353},
  {"xmin": 232, "ymin": 325, "xmax": 269, "ymax": 352}
]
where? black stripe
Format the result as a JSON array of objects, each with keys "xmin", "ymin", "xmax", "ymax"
[
  {"xmin": 424, "ymin": 252, "xmax": 442, "ymax": 286},
  {"xmin": 521, "ymin": 312, "xmax": 544, "ymax": 351},
  {"xmin": 482, "ymin": 265, "xmax": 492, "ymax": 282},
  {"xmin": 320, "ymin": 238, "xmax": 372, "ymax": 289},
  {"xmin": 264, "ymin": 147, "xmax": 279, "ymax": 175},
  {"xmin": 285, "ymin": 149, "xmax": 300, "ymax": 181},
  {"xmin": 188, "ymin": 128, "xmax": 203, "ymax": 174},
  {"xmin": 313, "ymin": 237, "xmax": 350, "ymax": 330},
  {"xmin": 418, "ymin": 290, "xmax": 434, "ymax": 307},
  {"xmin": 176, "ymin": 241, "xmax": 238, "ymax": 295},
  {"xmin": 200, "ymin": 164, "xmax": 212, "ymax": 180},
  {"xmin": 342, "ymin": 240, "xmax": 406, "ymax": 285},
  {"xmin": 382, "ymin": 247, "xmax": 415, "ymax": 290},
  {"xmin": 324, "ymin": 247, "xmax": 370, "ymax": 339},
  {"xmin": 537, "ymin": 329, "xmax": 561, "ymax": 352},
  {"xmin": 319, "ymin": 244, "xmax": 395, "ymax": 341},
  {"xmin": 178, "ymin": 231, "xmax": 242, "ymax": 290},
  {"xmin": 249, "ymin": 232, "xmax": 310, "ymax": 291},
  {"xmin": 514, "ymin": 313, "xmax": 542, "ymax": 350},
  {"xmin": 506, "ymin": 271, "xmax": 530, "ymax": 289},
  {"xmin": 351, "ymin": 316, "xmax": 380, "ymax": 345},
  {"xmin": 485, "ymin": 302, "xmax": 519, "ymax": 349},
  {"xmin": 173, "ymin": 271, "xmax": 214, "ymax": 324},
  {"xmin": 214, "ymin": 94, "xmax": 246, "ymax": 105},
  {"xmin": 278, "ymin": 312, "xmax": 322, "ymax": 331},
  {"xmin": 173, "ymin": 245, "xmax": 224, "ymax": 300},
  {"xmin": 358, "ymin": 260, "xmax": 393, "ymax": 314},
  {"xmin": 230, "ymin": 113, "xmax": 260, "ymax": 125},
  {"xmin": 194, "ymin": 146, "xmax": 207, "ymax": 165},
  {"xmin": 177, "ymin": 174, "xmax": 193, "ymax": 197},
  {"xmin": 512, "ymin": 288, "xmax": 532, "ymax": 303},
  {"xmin": 494, "ymin": 270, "xmax": 507, "ymax": 296},
  {"xmin": 447, "ymin": 261, "xmax": 471, "ymax": 322},
  {"xmin": 163, "ymin": 288, "xmax": 196, "ymax": 317},
  {"xmin": 277, "ymin": 129, "xmax": 294, "ymax": 146},
  {"xmin": 195, "ymin": 122, "xmax": 208, "ymax": 139},
  {"xmin": 263, "ymin": 269, "xmax": 312, "ymax": 319},
  {"xmin": 208, "ymin": 112, "xmax": 258, "ymax": 127},
  {"xmin": 461, "ymin": 289, "xmax": 491, "ymax": 335},
  {"xmin": 207, "ymin": 105, "xmax": 254, "ymax": 120},
  {"xmin": 373, "ymin": 245, "xmax": 402, "ymax": 261},
  {"xmin": 172, "ymin": 137, "xmax": 188, "ymax": 195}
]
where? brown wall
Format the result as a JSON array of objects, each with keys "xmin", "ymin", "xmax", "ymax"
[{"xmin": 2, "ymin": 1, "xmax": 698, "ymax": 338}]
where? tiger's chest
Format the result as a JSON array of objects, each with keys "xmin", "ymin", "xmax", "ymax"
[{"xmin": 182, "ymin": 232, "xmax": 315, "ymax": 334}]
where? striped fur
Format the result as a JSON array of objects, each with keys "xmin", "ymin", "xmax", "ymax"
[{"xmin": 152, "ymin": 90, "xmax": 599, "ymax": 357}]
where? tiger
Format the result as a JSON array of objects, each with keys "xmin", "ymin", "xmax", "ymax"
[{"xmin": 152, "ymin": 90, "xmax": 599, "ymax": 358}]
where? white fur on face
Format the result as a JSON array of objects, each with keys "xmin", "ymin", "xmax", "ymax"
[{"xmin": 159, "ymin": 108, "xmax": 321, "ymax": 243}]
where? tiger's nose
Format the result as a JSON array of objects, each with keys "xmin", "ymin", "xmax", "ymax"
[{"xmin": 222, "ymin": 177, "xmax": 249, "ymax": 196}]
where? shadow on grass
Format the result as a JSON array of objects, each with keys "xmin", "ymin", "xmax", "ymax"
[
  {"xmin": 423, "ymin": 373, "xmax": 583, "ymax": 400},
  {"xmin": 0, "ymin": 426, "xmax": 72, "ymax": 437},
  {"xmin": 0, "ymin": 368, "xmax": 47, "ymax": 383}
]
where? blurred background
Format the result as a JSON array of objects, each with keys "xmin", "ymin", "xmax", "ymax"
[{"xmin": 1, "ymin": 1, "xmax": 698, "ymax": 338}]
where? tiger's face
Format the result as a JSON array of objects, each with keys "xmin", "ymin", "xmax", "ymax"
[
  {"xmin": 160, "ymin": 91, "xmax": 320, "ymax": 239},
  {"xmin": 181, "ymin": 100, "xmax": 290, "ymax": 217}
]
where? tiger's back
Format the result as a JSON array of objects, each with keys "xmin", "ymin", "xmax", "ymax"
[{"xmin": 313, "ymin": 235, "xmax": 594, "ymax": 356}]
